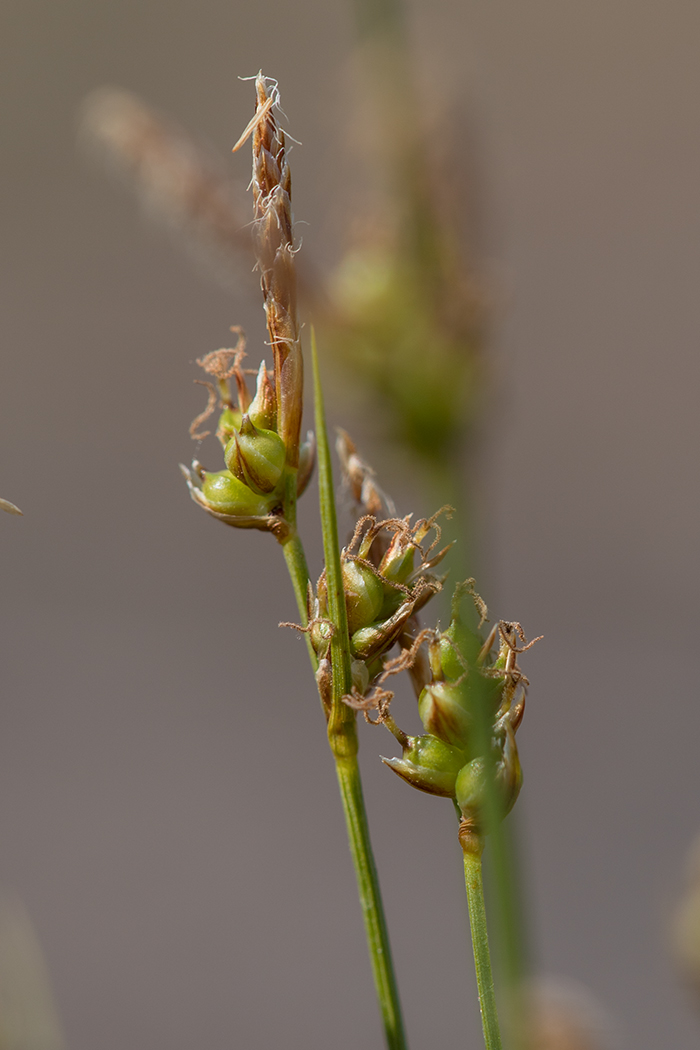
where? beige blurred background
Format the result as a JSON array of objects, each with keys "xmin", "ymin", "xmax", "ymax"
[{"xmin": 2, "ymin": 1, "xmax": 700, "ymax": 1047}]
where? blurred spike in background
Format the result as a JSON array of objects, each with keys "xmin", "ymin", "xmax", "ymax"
[
  {"xmin": 672, "ymin": 834, "xmax": 700, "ymax": 1003},
  {"xmin": 78, "ymin": 88, "xmax": 254, "ymax": 293},
  {"xmin": 0, "ymin": 893, "xmax": 64, "ymax": 1050},
  {"xmin": 523, "ymin": 976, "xmax": 618, "ymax": 1050}
]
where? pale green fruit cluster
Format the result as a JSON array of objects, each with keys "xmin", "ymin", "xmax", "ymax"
[
  {"xmin": 383, "ymin": 593, "xmax": 524, "ymax": 827},
  {"xmin": 314, "ymin": 525, "xmax": 441, "ymax": 679},
  {"xmin": 188, "ymin": 358, "xmax": 314, "ymax": 522}
]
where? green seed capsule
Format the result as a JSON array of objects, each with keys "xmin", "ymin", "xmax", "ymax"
[
  {"xmin": 224, "ymin": 415, "xmax": 287, "ymax": 494},
  {"xmin": 351, "ymin": 659, "xmax": 370, "ymax": 694},
  {"xmin": 342, "ymin": 559, "xmax": 384, "ymax": 634},
  {"xmin": 455, "ymin": 729, "xmax": 523, "ymax": 823},
  {"xmin": 378, "ymin": 532, "xmax": 415, "ymax": 585},
  {"xmin": 350, "ymin": 622, "xmax": 384, "ymax": 659},
  {"xmin": 429, "ymin": 613, "xmax": 482, "ymax": 682},
  {"xmin": 310, "ymin": 618, "xmax": 333, "ymax": 658},
  {"xmin": 428, "ymin": 628, "xmax": 505, "ymax": 722},
  {"xmin": 382, "ymin": 734, "xmax": 467, "ymax": 798},
  {"xmin": 200, "ymin": 470, "xmax": 274, "ymax": 517},
  {"xmin": 350, "ymin": 594, "xmax": 416, "ymax": 660},
  {"xmin": 429, "ymin": 633, "xmax": 465, "ymax": 682},
  {"xmin": 376, "ymin": 580, "xmax": 408, "ymax": 621},
  {"xmin": 418, "ymin": 680, "xmax": 474, "ymax": 749},
  {"xmin": 455, "ymin": 757, "xmax": 486, "ymax": 816}
]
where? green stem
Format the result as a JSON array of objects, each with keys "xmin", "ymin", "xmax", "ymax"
[
  {"xmin": 281, "ymin": 525, "xmax": 407, "ymax": 1048},
  {"xmin": 281, "ymin": 530, "xmax": 317, "ymax": 668},
  {"xmin": 336, "ymin": 754, "xmax": 407, "ymax": 1050},
  {"xmin": 312, "ymin": 329, "xmax": 408, "ymax": 1050},
  {"xmin": 463, "ymin": 846, "xmax": 503, "ymax": 1050}
]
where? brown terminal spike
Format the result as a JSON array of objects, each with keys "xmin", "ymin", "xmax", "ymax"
[{"xmin": 249, "ymin": 74, "xmax": 303, "ymax": 467}]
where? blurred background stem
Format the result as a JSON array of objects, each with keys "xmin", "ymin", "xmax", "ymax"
[{"xmin": 339, "ymin": 0, "xmax": 531, "ymax": 1039}]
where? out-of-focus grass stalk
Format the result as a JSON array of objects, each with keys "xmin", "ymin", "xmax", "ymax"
[
  {"xmin": 0, "ymin": 893, "xmax": 65, "ymax": 1050},
  {"xmin": 350, "ymin": 0, "xmax": 443, "ymax": 277},
  {"xmin": 341, "ymin": 0, "xmax": 531, "ymax": 1040}
]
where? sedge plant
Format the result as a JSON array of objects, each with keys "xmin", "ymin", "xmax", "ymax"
[{"xmin": 180, "ymin": 75, "xmax": 537, "ymax": 1050}]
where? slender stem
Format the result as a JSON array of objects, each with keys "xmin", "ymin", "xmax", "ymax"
[
  {"xmin": 312, "ymin": 330, "xmax": 408, "ymax": 1050},
  {"xmin": 463, "ymin": 846, "xmax": 503, "ymax": 1050},
  {"xmin": 281, "ymin": 530, "xmax": 317, "ymax": 668},
  {"xmin": 280, "ymin": 526, "xmax": 407, "ymax": 1048},
  {"xmin": 336, "ymin": 755, "xmax": 407, "ymax": 1050}
]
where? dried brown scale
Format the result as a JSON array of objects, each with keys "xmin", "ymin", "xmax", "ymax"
[
  {"xmin": 458, "ymin": 817, "xmax": 483, "ymax": 857},
  {"xmin": 251, "ymin": 76, "xmax": 302, "ymax": 466}
]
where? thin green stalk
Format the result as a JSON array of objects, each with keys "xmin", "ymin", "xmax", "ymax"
[
  {"xmin": 463, "ymin": 846, "xmax": 503, "ymax": 1050},
  {"xmin": 281, "ymin": 520, "xmax": 406, "ymax": 1049},
  {"xmin": 281, "ymin": 530, "xmax": 316, "ymax": 668},
  {"xmin": 336, "ymin": 756, "xmax": 407, "ymax": 1050},
  {"xmin": 312, "ymin": 329, "xmax": 408, "ymax": 1050}
]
